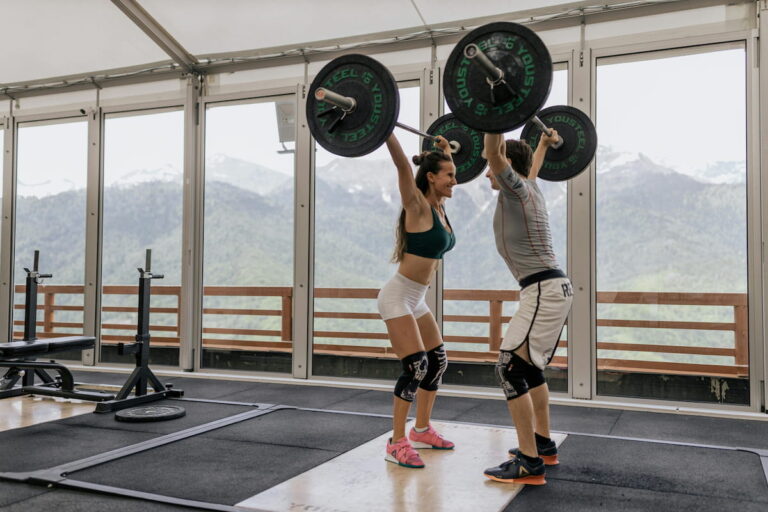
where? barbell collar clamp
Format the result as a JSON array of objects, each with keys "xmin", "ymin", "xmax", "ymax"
[
  {"xmin": 464, "ymin": 44, "xmax": 504, "ymax": 83},
  {"xmin": 315, "ymin": 87, "xmax": 357, "ymax": 112}
]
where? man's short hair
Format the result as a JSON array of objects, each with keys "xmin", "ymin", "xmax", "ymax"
[{"xmin": 505, "ymin": 139, "xmax": 533, "ymax": 178}]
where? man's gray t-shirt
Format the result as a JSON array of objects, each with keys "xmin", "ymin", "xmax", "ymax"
[{"xmin": 493, "ymin": 165, "xmax": 560, "ymax": 282}]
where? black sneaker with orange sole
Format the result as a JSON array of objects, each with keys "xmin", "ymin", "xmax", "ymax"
[
  {"xmin": 484, "ymin": 456, "xmax": 546, "ymax": 485},
  {"xmin": 508, "ymin": 436, "xmax": 559, "ymax": 466}
]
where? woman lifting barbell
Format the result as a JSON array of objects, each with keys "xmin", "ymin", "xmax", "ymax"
[{"xmin": 377, "ymin": 133, "xmax": 457, "ymax": 469}]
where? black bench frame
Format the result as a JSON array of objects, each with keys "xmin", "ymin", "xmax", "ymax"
[{"xmin": 0, "ymin": 251, "xmax": 114, "ymax": 401}]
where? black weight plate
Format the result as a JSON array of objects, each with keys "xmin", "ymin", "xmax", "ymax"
[
  {"xmin": 423, "ymin": 114, "xmax": 486, "ymax": 184},
  {"xmin": 444, "ymin": 22, "xmax": 552, "ymax": 133},
  {"xmin": 520, "ymin": 105, "xmax": 597, "ymax": 182},
  {"xmin": 307, "ymin": 54, "xmax": 399, "ymax": 157},
  {"xmin": 115, "ymin": 405, "xmax": 186, "ymax": 423}
]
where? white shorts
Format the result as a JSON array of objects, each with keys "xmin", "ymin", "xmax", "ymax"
[
  {"xmin": 377, "ymin": 273, "xmax": 431, "ymax": 321},
  {"xmin": 501, "ymin": 277, "xmax": 573, "ymax": 370}
]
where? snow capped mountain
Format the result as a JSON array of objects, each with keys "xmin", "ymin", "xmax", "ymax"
[
  {"xmin": 691, "ymin": 160, "xmax": 746, "ymax": 184},
  {"xmin": 16, "ymin": 147, "xmax": 745, "ymax": 202},
  {"xmin": 597, "ymin": 146, "xmax": 745, "ymax": 184},
  {"xmin": 316, "ymin": 157, "xmax": 398, "ymax": 205},
  {"xmin": 104, "ymin": 154, "xmax": 293, "ymax": 195},
  {"xmin": 204, "ymin": 154, "xmax": 292, "ymax": 196},
  {"xmin": 107, "ymin": 163, "xmax": 182, "ymax": 187}
]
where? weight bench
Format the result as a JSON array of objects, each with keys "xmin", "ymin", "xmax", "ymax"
[
  {"xmin": 0, "ymin": 336, "xmax": 114, "ymax": 401},
  {"xmin": 0, "ymin": 252, "xmax": 114, "ymax": 402}
]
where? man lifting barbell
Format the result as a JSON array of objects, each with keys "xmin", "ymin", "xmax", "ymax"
[
  {"xmin": 440, "ymin": 20, "xmax": 597, "ymax": 484},
  {"xmin": 481, "ymin": 129, "xmax": 573, "ymax": 486}
]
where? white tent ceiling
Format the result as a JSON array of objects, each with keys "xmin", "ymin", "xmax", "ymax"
[
  {"xmin": 1, "ymin": 0, "xmax": 741, "ymax": 93},
  {"xmin": 4, "ymin": 0, "xmax": 167, "ymax": 84}
]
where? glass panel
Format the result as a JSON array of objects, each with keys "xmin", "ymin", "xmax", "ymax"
[
  {"xmin": 101, "ymin": 110, "xmax": 184, "ymax": 366},
  {"xmin": 201, "ymin": 98, "xmax": 295, "ymax": 373},
  {"xmin": 595, "ymin": 46, "xmax": 748, "ymax": 404},
  {"xmin": 312, "ymin": 84, "xmax": 420, "ymax": 379},
  {"xmin": 443, "ymin": 68, "xmax": 569, "ymax": 390},
  {"xmin": 15, "ymin": 120, "xmax": 87, "ymax": 349},
  {"xmin": 0, "ymin": 128, "xmax": 3, "ymax": 262}
]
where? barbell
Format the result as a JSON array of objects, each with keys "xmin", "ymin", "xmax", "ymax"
[
  {"xmin": 443, "ymin": 21, "xmax": 597, "ymax": 181},
  {"xmin": 306, "ymin": 21, "xmax": 597, "ymax": 183},
  {"xmin": 306, "ymin": 54, "xmax": 488, "ymax": 184}
]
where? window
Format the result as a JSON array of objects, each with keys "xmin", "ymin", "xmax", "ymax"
[
  {"xmin": 312, "ymin": 84, "xmax": 420, "ymax": 379},
  {"xmin": 201, "ymin": 98, "xmax": 295, "ymax": 373},
  {"xmin": 101, "ymin": 109, "xmax": 184, "ymax": 366},
  {"xmin": 15, "ymin": 119, "xmax": 87, "ymax": 344},
  {"xmin": 443, "ymin": 67, "xmax": 569, "ymax": 389},
  {"xmin": 595, "ymin": 45, "xmax": 748, "ymax": 404}
]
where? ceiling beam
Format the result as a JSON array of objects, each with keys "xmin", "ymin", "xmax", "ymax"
[{"xmin": 110, "ymin": 0, "xmax": 200, "ymax": 74}]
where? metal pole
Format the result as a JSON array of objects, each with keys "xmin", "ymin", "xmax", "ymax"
[
  {"xmin": 464, "ymin": 43, "xmax": 564, "ymax": 149},
  {"xmin": 315, "ymin": 88, "xmax": 461, "ymax": 153},
  {"xmin": 314, "ymin": 87, "xmax": 356, "ymax": 111},
  {"xmin": 395, "ymin": 121, "xmax": 437, "ymax": 142}
]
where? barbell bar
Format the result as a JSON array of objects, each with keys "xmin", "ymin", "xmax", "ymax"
[
  {"xmin": 306, "ymin": 54, "xmax": 488, "ymax": 183},
  {"xmin": 315, "ymin": 87, "xmax": 461, "ymax": 153},
  {"xmin": 463, "ymin": 43, "xmax": 563, "ymax": 150}
]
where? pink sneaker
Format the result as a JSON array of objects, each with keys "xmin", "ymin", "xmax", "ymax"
[
  {"xmin": 409, "ymin": 425, "xmax": 455, "ymax": 450},
  {"xmin": 385, "ymin": 437, "xmax": 425, "ymax": 468}
]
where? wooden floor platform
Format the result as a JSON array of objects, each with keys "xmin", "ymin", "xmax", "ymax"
[
  {"xmin": 238, "ymin": 421, "xmax": 567, "ymax": 512},
  {"xmin": 0, "ymin": 395, "xmax": 95, "ymax": 433}
]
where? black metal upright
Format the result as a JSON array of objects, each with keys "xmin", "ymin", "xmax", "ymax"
[
  {"xmin": 21, "ymin": 250, "xmax": 52, "ymax": 387},
  {"xmin": 134, "ymin": 249, "xmax": 154, "ymax": 396},
  {"xmin": 1, "ymin": 251, "xmax": 113, "ymax": 402},
  {"xmin": 95, "ymin": 249, "xmax": 183, "ymax": 413},
  {"xmin": 23, "ymin": 250, "xmax": 51, "ymax": 342}
]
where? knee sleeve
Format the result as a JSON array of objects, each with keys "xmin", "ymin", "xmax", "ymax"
[
  {"xmin": 419, "ymin": 344, "xmax": 447, "ymax": 391},
  {"xmin": 524, "ymin": 363, "xmax": 546, "ymax": 390},
  {"xmin": 394, "ymin": 351, "xmax": 428, "ymax": 402},
  {"xmin": 495, "ymin": 350, "xmax": 530, "ymax": 400}
]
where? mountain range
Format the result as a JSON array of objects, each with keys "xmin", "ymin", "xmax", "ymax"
[{"xmin": 11, "ymin": 147, "xmax": 748, "ymax": 355}]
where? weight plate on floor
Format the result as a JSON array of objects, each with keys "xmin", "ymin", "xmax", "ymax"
[{"xmin": 115, "ymin": 405, "xmax": 186, "ymax": 423}]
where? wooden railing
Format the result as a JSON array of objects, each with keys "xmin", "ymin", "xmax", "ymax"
[{"xmin": 13, "ymin": 285, "xmax": 749, "ymax": 378}]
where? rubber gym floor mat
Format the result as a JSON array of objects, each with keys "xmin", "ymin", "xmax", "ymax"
[
  {"xmin": 607, "ymin": 410, "xmax": 768, "ymax": 450},
  {"xmin": 0, "ymin": 400, "xmax": 259, "ymax": 473},
  {"xmin": 0, "ymin": 487, "xmax": 201, "ymax": 512},
  {"xmin": 67, "ymin": 409, "xmax": 392, "ymax": 506},
  {"xmin": 155, "ymin": 378, "xmax": 272, "ymax": 401},
  {"xmin": 0, "ymin": 481, "xmax": 50, "ymax": 508},
  {"xmin": 0, "ymin": 422, "xmax": 157, "ymax": 474},
  {"xmin": 223, "ymin": 383, "xmax": 369, "ymax": 409},
  {"xmin": 450, "ymin": 399, "xmax": 624, "ymax": 435},
  {"xmin": 71, "ymin": 370, "xmax": 149, "ymax": 387},
  {"xmin": 70, "ymin": 372, "xmax": 261, "ymax": 400},
  {"xmin": 328, "ymin": 388, "xmax": 485, "ymax": 419},
  {"xmin": 505, "ymin": 478, "xmax": 768, "ymax": 512},
  {"xmin": 59, "ymin": 399, "xmax": 259, "ymax": 435},
  {"xmin": 506, "ymin": 434, "xmax": 768, "ymax": 511}
]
